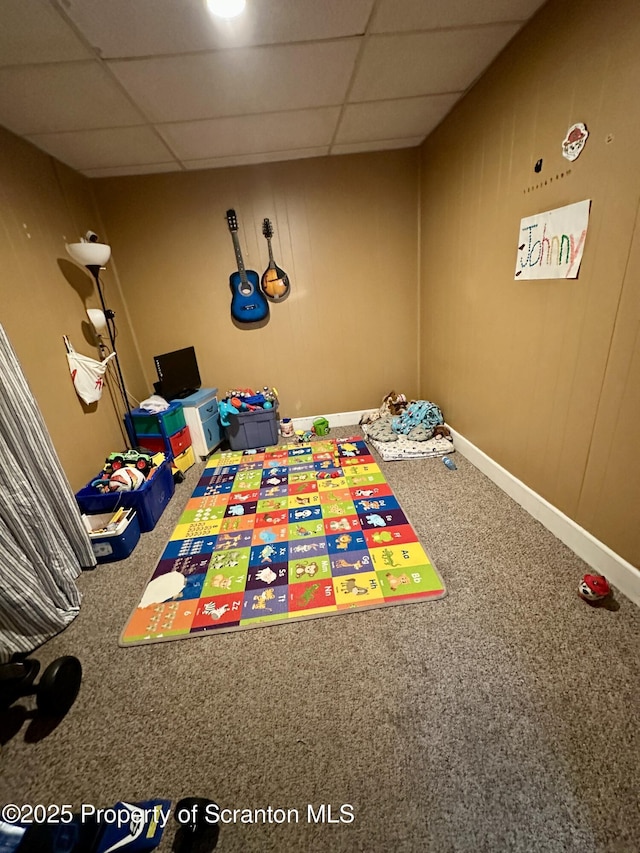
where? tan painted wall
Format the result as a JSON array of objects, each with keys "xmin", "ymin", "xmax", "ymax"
[
  {"xmin": 0, "ymin": 127, "xmax": 146, "ymax": 491},
  {"xmin": 93, "ymin": 149, "xmax": 420, "ymax": 417},
  {"xmin": 418, "ymin": 0, "xmax": 640, "ymax": 566},
  {"xmin": 5, "ymin": 0, "xmax": 637, "ymax": 570}
]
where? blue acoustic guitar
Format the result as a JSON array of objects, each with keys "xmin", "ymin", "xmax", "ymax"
[{"xmin": 226, "ymin": 209, "xmax": 269, "ymax": 324}]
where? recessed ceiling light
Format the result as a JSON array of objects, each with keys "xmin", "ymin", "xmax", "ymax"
[{"xmin": 206, "ymin": 0, "xmax": 246, "ymax": 19}]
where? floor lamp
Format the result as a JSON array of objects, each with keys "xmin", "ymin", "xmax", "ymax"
[{"xmin": 66, "ymin": 234, "xmax": 136, "ymax": 447}]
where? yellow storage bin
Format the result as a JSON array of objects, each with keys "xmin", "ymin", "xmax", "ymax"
[{"xmin": 173, "ymin": 445, "xmax": 195, "ymax": 473}]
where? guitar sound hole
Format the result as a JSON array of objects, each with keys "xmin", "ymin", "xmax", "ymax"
[{"xmin": 240, "ymin": 282, "xmax": 253, "ymax": 295}]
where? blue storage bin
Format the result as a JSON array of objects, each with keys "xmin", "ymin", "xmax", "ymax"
[
  {"xmin": 75, "ymin": 460, "xmax": 174, "ymax": 532},
  {"xmin": 83, "ymin": 508, "xmax": 141, "ymax": 563},
  {"xmin": 226, "ymin": 407, "xmax": 279, "ymax": 450}
]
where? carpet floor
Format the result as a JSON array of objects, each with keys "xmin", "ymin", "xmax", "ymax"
[{"xmin": 1, "ymin": 426, "xmax": 638, "ymax": 853}]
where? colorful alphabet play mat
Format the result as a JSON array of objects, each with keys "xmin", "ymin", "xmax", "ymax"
[{"xmin": 120, "ymin": 436, "xmax": 446, "ymax": 646}]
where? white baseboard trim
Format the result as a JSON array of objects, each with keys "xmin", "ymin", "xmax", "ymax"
[
  {"xmin": 292, "ymin": 410, "xmax": 372, "ymax": 432},
  {"xmin": 448, "ymin": 426, "xmax": 640, "ymax": 607}
]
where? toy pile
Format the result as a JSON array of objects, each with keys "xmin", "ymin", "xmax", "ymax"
[
  {"xmin": 91, "ymin": 449, "xmax": 164, "ymax": 493},
  {"xmin": 294, "ymin": 416, "xmax": 330, "ymax": 443},
  {"xmin": 218, "ymin": 386, "xmax": 278, "ymax": 427},
  {"xmin": 360, "ymin": 391, "xmax": 455, "ymax": 461}
]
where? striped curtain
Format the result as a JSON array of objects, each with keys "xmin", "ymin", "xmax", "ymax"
[{"xmin": 0, "ymin": 323, "xmax": 96, "ymax": 663}]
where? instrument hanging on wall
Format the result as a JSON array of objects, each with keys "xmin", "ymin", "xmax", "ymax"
[
  {"xmin": 260, "ymin": 218, "xmax": 290, "ymax": 301},
  {"xmin": 226, "ymin": 209, "xmax": 269, "ymax": 324}
]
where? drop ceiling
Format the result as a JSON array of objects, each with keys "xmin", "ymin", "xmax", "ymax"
[{"xmin": 0, "ymin": 0, "xmax": 547, "ymax": 178}]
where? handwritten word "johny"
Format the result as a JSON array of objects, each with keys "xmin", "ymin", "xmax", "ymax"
[{"xmin": 519, "ymin": 223, "xmax": 586, "ymax": 273}]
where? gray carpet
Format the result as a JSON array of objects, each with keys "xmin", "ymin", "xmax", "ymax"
[{"xmin": 1, "ymin": 426, "xmax": 638, "ymax": 853}]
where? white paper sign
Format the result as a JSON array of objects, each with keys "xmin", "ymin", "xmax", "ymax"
[{"xmin": 515, "ymin": 200, "xmax": 591, "ymax": 280}]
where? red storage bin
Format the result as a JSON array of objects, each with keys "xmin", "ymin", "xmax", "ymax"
[
  {"xmin": 139, "ymin": 426, "xmax": 191, "ymax": 457},
  {"xmin": 169, "ymin": 425, "xmax": 192, "ymax": 456}
]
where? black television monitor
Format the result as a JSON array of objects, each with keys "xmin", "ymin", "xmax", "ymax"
[{"xmin": 153, "ymin": 346, "xmax": 201, "ymax": 400}]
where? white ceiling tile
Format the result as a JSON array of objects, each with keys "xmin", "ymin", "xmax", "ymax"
[
  {"xmin": 182, "ymin": 147, "xmax": 330, "ymax": 171},
  {"xmin": 157, "ymin": 107, "xmax": 340, "ymax": 160},
  {"xmin": 84, "ymin": 162, "xmax": 181, "ymax": 178},
  {"xmin": 0, "ymin": 0, "xmax": 547, "ymax": 174},
  {"xmin": 335, "ymin": 94, "xmax": 460, "ymax": 144},
  {"xmin": 350, "ymin": 26, "xmax": 520, "ymax": 102},
  {"xmin": 0, "ymin": 0, "xmax": 92, "ymax": 66},
  {"xmin": 331, "ymin": 138, "xmax": 423, "ymax": 156},
  {"xmin": 109, "ymin": 40, "xmax": 359, "ymax": 123},
  {"xmin": 372, "ymin": 0, "xmax": 546, "ymax": 32},
  {"xmin": 25, "ymin": 126, "xmax": 174, "ymax": 170},
  {"xmin": 61, "ymin": 0, "xmax": 374, "ymax": 57},
  {"xmin": 0, "ymin": 61, "xmax": 145, "ymax": 135}
]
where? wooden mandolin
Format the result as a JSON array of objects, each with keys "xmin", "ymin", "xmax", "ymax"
[{"xmin": 260, "ymin": 218, "xmax": 290, "ymax": 301}]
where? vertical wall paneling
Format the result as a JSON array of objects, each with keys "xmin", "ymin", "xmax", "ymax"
[
  {"xmin": 93, "ymin": 149, "xmax": 420, "ymax": 417},
  {"xmin": 418, "ymin": 0, "xmax": 640, "ymax": 566},
  {"xmin": 0, "ymin": 127, "xmax": 146, "ymax": 490}
]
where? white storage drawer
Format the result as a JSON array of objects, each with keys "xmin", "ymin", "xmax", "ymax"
[
  {"xmin": 178, "ymin": 388, "xmax": 222, "ymax": 458},
  {"xmin": 196, "ymin": 397, "xmax": 218, "ymax": 423}
]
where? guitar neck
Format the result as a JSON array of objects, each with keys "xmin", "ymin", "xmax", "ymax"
[{"xmin": 231, "ymin": 231, "xmax": 248, "ymax": 282}]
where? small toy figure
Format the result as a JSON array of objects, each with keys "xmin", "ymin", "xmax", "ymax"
[{"xmin": 578, "ymin": 573, "xmax": 611, "ymax": 603}]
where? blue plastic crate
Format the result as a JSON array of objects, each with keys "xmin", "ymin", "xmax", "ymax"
[
  {"xmin": 75, "ymin": 460, "xmax": 174, "ymax": 532},
  {"xmin": 226, "ymin": 407, "xmax": 279, "ymax": 450},
  {"xmin": 83, "ymin": 509, "xmax": 141, "ymax": 563}
]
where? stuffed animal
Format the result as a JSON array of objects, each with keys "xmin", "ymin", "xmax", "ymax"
[
  {"xmin": 578, "ymin": 574, "xmax": 611, "ymax": 602},
  {"xmin": 432, "ymin": 425, "xmax": 453, "ymax": 441},
  {"xmin": 360, "ymin": 390, "xmax": 408, "ymax": 425},
  {"xmin": 382, "ymin": 390, "xmax": 408, "ymax": 417}
]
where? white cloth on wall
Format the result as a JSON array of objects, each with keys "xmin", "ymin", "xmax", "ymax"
[{"xmin": 64, "ymin": 336, "xmax": 116, "ymax": 405}]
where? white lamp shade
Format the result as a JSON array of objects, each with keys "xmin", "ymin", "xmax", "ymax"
[
  {"xmin": 87, "ymin": 308, "xmax": 108, "ymax": 336},
  {"xmin": 66, "ymin": 241, "xmax": 111, "ymax": 267}
]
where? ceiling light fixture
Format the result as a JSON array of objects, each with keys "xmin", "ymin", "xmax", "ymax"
[{"xmin": 205, "ymin": 0, "xmax": 246, "ymax": 19}]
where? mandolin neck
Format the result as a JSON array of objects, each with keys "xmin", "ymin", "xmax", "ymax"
[{"xmin": 266, "ymin": 237, "xmax": 276, "ymax": 267}]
